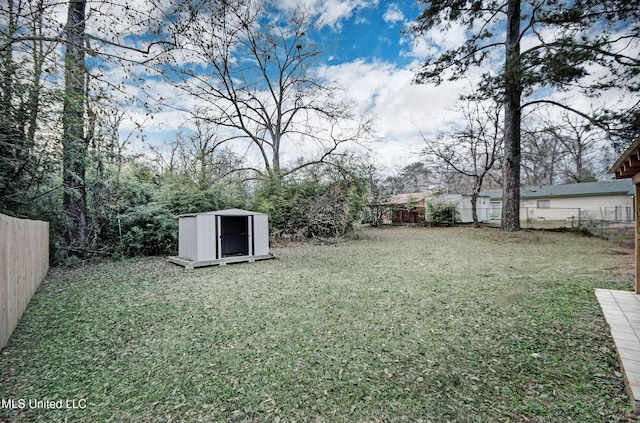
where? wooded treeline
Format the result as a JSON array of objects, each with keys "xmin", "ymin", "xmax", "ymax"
[
  {"xmin": 0, "ymin": 0, "xmax": 376, "ymax": 263},
  {"xmin": 1, "ymin": 0, "xmax": 638, "ymax": 262}
]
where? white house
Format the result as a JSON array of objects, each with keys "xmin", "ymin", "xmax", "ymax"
[
  {"xmin": 424, "ymin": 193, "xmax": 491, "ymax": 223},
  {"xmin": 480, "ymin": 180, "xmax": 635, "ymax": 223}
]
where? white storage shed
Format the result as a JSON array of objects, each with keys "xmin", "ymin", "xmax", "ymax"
[{"xmin": 169, "ymin": 208, "xmax": 274, "ymax": 269}]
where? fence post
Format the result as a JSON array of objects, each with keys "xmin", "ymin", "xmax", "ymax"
[{"xmin": 578, "ymin": 208, "xmax": 582, "ymax": 226}]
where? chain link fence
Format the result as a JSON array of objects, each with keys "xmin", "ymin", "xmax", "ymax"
[{"xmin": 485, "ymin": 206, "xmax": 634, "ymax": 240}]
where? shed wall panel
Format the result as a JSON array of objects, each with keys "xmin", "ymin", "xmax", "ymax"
[
  {"xmin": 253, "ymin": 214, "xmax": 269, "ymax": 256},
  {"xmin": 458, "ymin": 197, "xmax": 473, "ymax": 223},
  {"xmin": 477, "ymin": 197, "xmax": 490, "ymax": 221},
  {"xmin": 178, "ymin": 217, "xmax": 197, "ymax": 260},
  {"xmin": 196, "ymin": 214, "xmax": 218, "ymax": 262}
]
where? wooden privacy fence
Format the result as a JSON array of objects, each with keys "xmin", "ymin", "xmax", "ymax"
[{"xmin": 0, "ymin": 213, "xmax": 49, "ymax": 350}]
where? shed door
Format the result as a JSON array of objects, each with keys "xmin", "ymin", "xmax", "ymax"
[
  {"xmin": 220, "ymin": 216, "xmax": 249, "ymax": 257},
  {"xmin": 253, "ymin": 214, "xmax": 269, "ymax": 256}
]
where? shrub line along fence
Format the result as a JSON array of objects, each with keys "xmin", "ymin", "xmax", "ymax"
[{"xmin": 0, "ymin": 213, "xmax": 49, "ymax": 350}]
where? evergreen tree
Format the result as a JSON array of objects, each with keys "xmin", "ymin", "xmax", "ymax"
[{"xmin": 410, "ymin": 0, "xmax": 640, "ymax": 230}]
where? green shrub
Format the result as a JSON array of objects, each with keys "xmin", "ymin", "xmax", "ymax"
[
  {"xmin": 115, "ymin": 203, "xmax": 175, "ymax": 256},
  {"xmin": 426, "ymin": 202, "xmax": 458, "ymax": 226},
  {"xmin": 252, "ymin": 173, "xmax": 366, "ymax": 240},
  {"xmin": 93, "ymin": 167, "xmax": 245, "ymax": 257}
]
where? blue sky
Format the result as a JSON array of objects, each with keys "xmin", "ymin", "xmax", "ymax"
[
  {"xmin": 117, "ymin": 0, "xmax": 464, "ymax": 171},
  {"xmin": 318, "ymin": 1, "xmax": 416, "ymax": 65},
  {"xmin": 105, "ymin": 0, "xmax": 636, "ymax": 174}
]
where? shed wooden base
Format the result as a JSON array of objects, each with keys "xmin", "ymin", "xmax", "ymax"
[{"xmin": 167, "ymin": 254, "xmax": 276, "ymax": 269}]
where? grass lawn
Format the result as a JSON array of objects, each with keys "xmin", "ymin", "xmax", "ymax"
[{"xmin": 0, "ymin": 226, "xmax": 637, "ymax": 422}]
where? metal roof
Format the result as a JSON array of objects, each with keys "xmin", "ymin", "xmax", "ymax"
[
  {"xmin": 480, "ymin": 179, "xmax": 635, "ymax": 200},
  {"xmin": 179, "ymin": 208, "xmax": 267, "ymax": 218},
  {"xmin": 387, "ymin": 191, "xmax": 439, "ymax": 205}
]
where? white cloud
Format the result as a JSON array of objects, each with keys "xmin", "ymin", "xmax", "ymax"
[
  {"xmin": 316, "ymin": 0, "xmax": 359, "ymax": 28},
  {"xmin": 378, "ymin": 36, "xmax": 392, "ymax": 46},
  {"xmin": 383, "ymin": 3, "xmax": 404, "ymax": 25},
  {"xmin": 317, "ymin": 59, "xmax": 464, "ymax": 168},
  {"xmin": 122, "ymin": 55, "xmax": 467, "ymax": 171},
  {"xmin": 407, "ymin": 21, "xmax": 469, "ymax": 60},
  {"xmin": 273, "ymin": 0, "xmax": 378, "ymax": 29},
  {"xmin": 93, "ymin": 0, "xmax": 467, "ymax": 171}
]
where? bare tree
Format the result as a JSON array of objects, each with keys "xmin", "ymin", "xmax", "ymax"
[
  {"xmin": 149, "ymin": 123, "xmax": 244, "ymax": 184},
  {"xmin": 156, "ymin": 0, "xmax": 373, "ymax": 181},
  {"xmin": 553, "ymin": 114, "xmax": 601, "ymax": 183},
  {"xmin": 0, "ymin": 0, "xmax": 60, "ymax": 215},
  {"xmin": 362, "ymin": 163, "xmax": 394, "ymax": 227},
  {"xmin": 175, "ymin": 123, "xmax": 243, "ymax": 184},
  {"xmin": 521, "ymin": 128, "xmax": 564, "ymax": 186},
  {"xmin": 521, "ymin": 112, "xmax": 602, "ymax": 185},
  {"xmin": 420, "ymin": 96, "xmax": 502, "ymax": 227},
  {"xmin": 383, "ymin": 162, "xmax": 433, "ymax": 195},
  {"xmin": 94, "ymin": 106, "xmax": 146, "ymax": 188}
]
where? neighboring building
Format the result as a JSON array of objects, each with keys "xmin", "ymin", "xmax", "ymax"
[
  {"xmin": 387, "ymin": 192, "xmax": 491, "ymax": 224},
  {"xmin": 387, "ymin": 192, "xmax": 430, "ymax": 224},
  {"xmin": 480, "ymin": 180, "xmax": 635, "ymax": 223},
  {"xmin": 424, "ymin": 193, "xmax": 490, "ymax": 223}
]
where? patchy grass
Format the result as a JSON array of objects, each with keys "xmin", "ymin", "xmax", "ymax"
[{"xmin": 0, "ymin": 226, "xmax": 636, "ymax": 422}]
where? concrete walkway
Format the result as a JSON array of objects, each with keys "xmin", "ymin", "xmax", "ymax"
[{"xmin": 595, "ymin": 289, "xmax": 640, "ymax": 414}]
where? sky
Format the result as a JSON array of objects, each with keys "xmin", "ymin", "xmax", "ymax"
[
  {"xmin": 104, "ymin": 0, "xmax": 637, "ymax": 176},
  {"xmin": 295, "ymin": 0, "xmax": 466, "ymax": 170},
  {"xmin": 115, "ymin": 0, "xmax": 467, "ymax": 174}
]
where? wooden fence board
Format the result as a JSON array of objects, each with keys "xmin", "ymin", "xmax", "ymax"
[
  {"xmin": 0, "ymin": 215, "xmax": 8, "ymax": 349},
  {"xmin": 0, "ymin": 214, "xmax": 49, "ymax": 350}
]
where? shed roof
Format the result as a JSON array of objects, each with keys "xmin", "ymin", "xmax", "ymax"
[
  {"xmin": 180, "ymin": 208, "xmax": 266, "ymax": 218},
  {"xmin": 480, "ymin": 180, "xmax": 634, "ymax": 200}
]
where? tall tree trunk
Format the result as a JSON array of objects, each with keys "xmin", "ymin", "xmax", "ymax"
[
  {"xmin": 471, "ymin": 175, "xmax": 483, "ymax": 228},
  {"xmin": 501, "ymin": 0, "xmax": 522, "ymax": 231},
  {"xmin": 62, "ymin": 0, "xmax": 88, "ymax": 252},
  {"xmin": 470, "ymin": 191, "xmax": 479, "ymax": 227}
]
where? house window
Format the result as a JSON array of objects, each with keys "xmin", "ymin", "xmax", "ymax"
[{"xmin": 537, "ymin": 200, "xmax": 550, "ymax": 209}]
